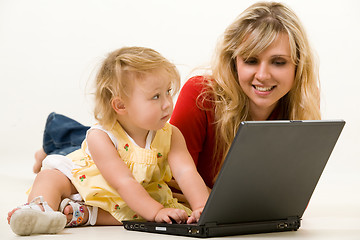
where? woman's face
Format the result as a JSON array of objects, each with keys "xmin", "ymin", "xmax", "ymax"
[{"xmin": 236, "ymin": 33, "xmax": 296, "ymax": 120}]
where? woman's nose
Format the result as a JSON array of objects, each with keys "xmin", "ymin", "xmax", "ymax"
[{"xmin": 255, "ymin": 62, "xmax": 271, "ymax": 81}]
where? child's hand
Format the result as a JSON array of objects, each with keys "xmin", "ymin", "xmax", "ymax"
[
  {"xmin": 187, "ymin": 207, "xmax": 204, "ymax": 224},
  {"xmin": 154, "ymin": 208, "xmax": 188, "ymax": 224}
]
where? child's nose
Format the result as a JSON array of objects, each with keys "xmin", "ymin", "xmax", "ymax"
[{"xmin": 162, "ymin": 97, "xmax": 172, "ymax": 110}]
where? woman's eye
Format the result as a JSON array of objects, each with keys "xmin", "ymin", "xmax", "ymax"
[
  {"xmin": 243, "ymin": 57, "xmax": 258, "ymax": 65},
  {"xmin": 274, "ymin": 61, "xmax": 286, "ymax": 65},
  {"xmin": 273, "ymin": 58, "xmax": 286, "ymax": 66}
]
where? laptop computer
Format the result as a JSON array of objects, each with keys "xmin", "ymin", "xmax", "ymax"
[{"xmin": 123, "ymin": 120, "xmax": 345, "ymax": 237}]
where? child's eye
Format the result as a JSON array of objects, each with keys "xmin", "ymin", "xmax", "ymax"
[
  {"xmin": 166, "ymin": 88, "xmax": 172, "ymax": 95},
  {"xmin": 152, "ymin": 94, "xmax": 160, "ymax": 100}
]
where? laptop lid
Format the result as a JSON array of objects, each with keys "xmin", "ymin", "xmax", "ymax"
[{"xmin": 198, "ymin": 120, "xmax": 345, "ymax": 226}]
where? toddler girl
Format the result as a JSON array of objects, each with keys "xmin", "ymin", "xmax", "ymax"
[{"xmin": 7, "ymin": 46, "xmax": 209, "ymax": 236}]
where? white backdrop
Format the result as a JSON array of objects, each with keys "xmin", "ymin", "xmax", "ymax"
[{"xmin": 0, "ymin": 0, "xmax": 359, "ymax": 194}]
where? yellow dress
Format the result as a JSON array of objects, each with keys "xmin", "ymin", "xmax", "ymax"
[{"xmin": 68, "ymin": 122, "xmax": 191, "ymax": 222}]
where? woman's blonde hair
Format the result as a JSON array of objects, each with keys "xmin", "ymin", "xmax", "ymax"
[
  {"xmin": 203, "ymin": 2, "xmax": 321, "ymax": 178},
  {"xmin": 94, "ymin": 46, "xmax": 180, "ymax": 129}
]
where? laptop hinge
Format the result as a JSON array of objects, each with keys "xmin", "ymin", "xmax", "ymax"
[{"xmin": 278, "ymin": 216, "xmax": 301, "ymax": 230}]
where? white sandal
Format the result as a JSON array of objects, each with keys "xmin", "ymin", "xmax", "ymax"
[
  {"xmin": 59, "ymin": 198, "xmax": 98, "ymax": 227},
  {"xmin": 10, "ymin": 196, "xmax": 67, "ymax": 236}
]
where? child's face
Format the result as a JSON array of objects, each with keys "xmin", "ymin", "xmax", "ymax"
[{"xmin": 124, "ymin": 71, "xmax": 174, "ymax": 131}]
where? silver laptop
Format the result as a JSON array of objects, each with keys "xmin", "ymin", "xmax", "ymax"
[{"xmin": 123, "ymin": 120, "xmax": 345, "ymax": 237}]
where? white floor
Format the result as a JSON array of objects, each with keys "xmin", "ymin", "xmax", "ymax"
[{"xmin": 1, "ymin": 155, "xmax": 360, "ymax": 240}]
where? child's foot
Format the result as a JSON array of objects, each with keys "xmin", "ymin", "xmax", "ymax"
[
  {"xmin": 59, "ymin": 198, "xmax": 98, "ymax": 227},
  {"xmin": 60, "ymin": 199, "xmax": 89, "ymax": 226},
  {"xmin": 8, "ymin": 196, "xmax": 66, "ymax": 236},
  {"xmin": 33, "ymin": 148, "xmax": 47, "ymax": 173},
  {"xmin": 8, "ymin": 205, "xmax": 89, "ymax": 227},
  {"xmin": 7, "ymin": 198, "xmax": 93, "ymax": 235}
]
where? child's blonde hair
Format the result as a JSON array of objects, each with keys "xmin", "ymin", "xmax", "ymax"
[
  {"xmin": 202, "ymin": 2, "xmax": 321, "ymax": 181},
  {"xmin": 94, "ymin": 46, "xmax": 180, "ymax": 129}
]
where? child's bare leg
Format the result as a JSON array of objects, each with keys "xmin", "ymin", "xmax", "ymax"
[
  {"xmin": 33, "ymin": 148, "xmax": 47, "ymax": 173},
  {"xmin": 95, "ymin": 208, "xmax": 122, "ymax": 225},
  {"xmin": 9, "ymin": 168, "xmax": 121, "ymax": 227},
  {"xmin": 28, "ymin": 169, "xmax": 77, "ymax": 210},
  {"xmin": 29, "ymin": 170, "xmax": 120, "ymax": 226}
]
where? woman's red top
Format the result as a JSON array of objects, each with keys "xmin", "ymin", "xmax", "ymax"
[{"xmin": 170, "ymin": 76, "xmax": 218, "ymax": 188}]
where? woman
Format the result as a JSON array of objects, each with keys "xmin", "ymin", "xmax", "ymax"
[
  {"xmin": 170, "ymin": 1, "xmax": 320, "ymax": 189},
  {"xmin": 33, "ymin": 1, "xmax": 320, "ymax": 199}
]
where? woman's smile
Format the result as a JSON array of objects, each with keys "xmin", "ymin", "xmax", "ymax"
[{"xmin": 253, "ymin": 85, "xmax": 276, "ymax": 95}]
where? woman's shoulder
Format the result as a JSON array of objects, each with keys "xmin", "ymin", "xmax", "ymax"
[
  {"xmin": 182, "ymin": 75, "xmax": 211, "ymax": 91},
  {"xmin": 179, "ymin": 75, "xmax": 214, "ymax": 102}
]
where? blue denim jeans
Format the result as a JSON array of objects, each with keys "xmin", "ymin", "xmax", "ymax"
[{"xmin": 43, "ymin": 112, "xmax": 90, "ymax": 155}]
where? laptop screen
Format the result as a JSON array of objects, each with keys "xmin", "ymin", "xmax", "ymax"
[{"xmin": 198, "ymin": 120, "xmax": 345, "ymax": 226}]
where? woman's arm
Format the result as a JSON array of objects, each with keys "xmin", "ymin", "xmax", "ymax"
[
  {"xmin": 87, "ymin": 129, "xmax": 188, "ymax": 223},
  {"xmin": 168, "ymin": 126, "xmax": 210, "ymax": 222}
]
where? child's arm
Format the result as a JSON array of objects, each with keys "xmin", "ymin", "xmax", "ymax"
[
  {"xmin": 87, "ymin": 129, "xmax": 188, "ymax": 223},
  {"xmin": 168, "ymin": 126, "xmax": 210, "ymax": 223}
]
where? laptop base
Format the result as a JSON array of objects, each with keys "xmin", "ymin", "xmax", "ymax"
[{"xmin": 122, "ymin": 217, "xmax": 301, "ymax": 238}]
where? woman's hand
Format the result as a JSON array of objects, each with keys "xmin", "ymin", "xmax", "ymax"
[
  {"xmin": 154, "ymin": 208, "xmax": 188, "ymax": 224},
  {"xmin": 187, "ymin": 207, "xmax": 204, "ymax": 224}
]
